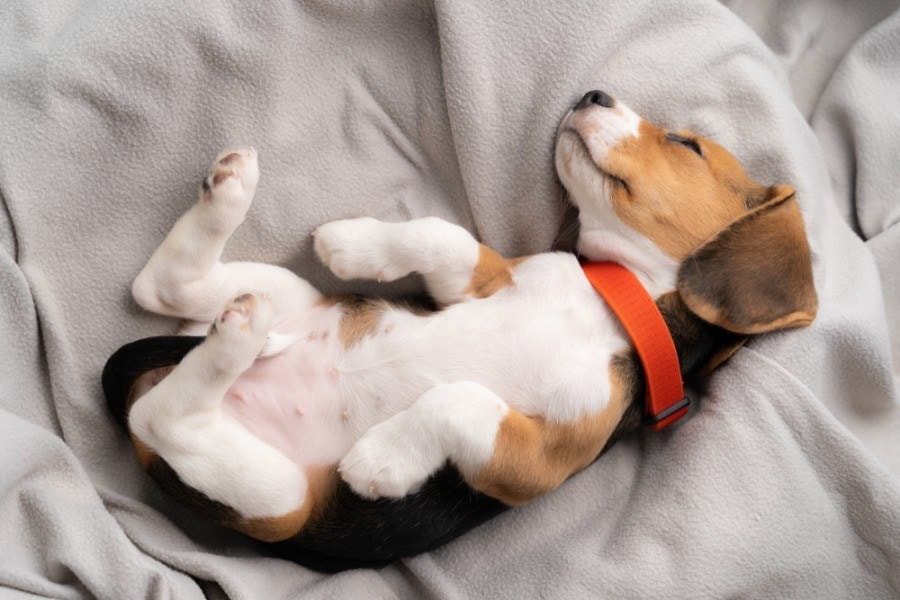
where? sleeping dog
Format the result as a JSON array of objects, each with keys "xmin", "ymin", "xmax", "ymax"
[{"xmin": 103, "ymin": 91, "xmax": 817, "ymax": 570}]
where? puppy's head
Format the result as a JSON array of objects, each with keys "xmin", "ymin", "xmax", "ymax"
[{"xmin": 555, "ymin": 91, "xmax": 817, "ymax": 335}]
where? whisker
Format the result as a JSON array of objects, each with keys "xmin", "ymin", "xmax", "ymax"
[{"xmin": 690, "ymin": 117, "xmax": 721, "ymax": 140}]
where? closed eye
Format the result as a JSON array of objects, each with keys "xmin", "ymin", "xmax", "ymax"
[
  {"xmin": 606, "ymin": 172, "xmax": 630, "ymax": 193},
  {"xmin": 666, "ymin": 133, "xmax": 703, "ymax": 157}
]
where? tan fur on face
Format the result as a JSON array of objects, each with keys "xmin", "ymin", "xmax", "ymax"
[
  {"xmin": 467, "ymin": 363, "xmax": 631, "ymax": 505},
  {"xmin": 604, "ymin": 123, "xmax": 765, "ymax": 259}
]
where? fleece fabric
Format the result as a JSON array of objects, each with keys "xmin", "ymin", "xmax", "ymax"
[{"xmin": 1, "ymin": 0, "xmax": 899, "ymax": 597}]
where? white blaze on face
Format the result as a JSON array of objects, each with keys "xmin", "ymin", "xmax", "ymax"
[
  {"xmin": 554, "ymin": 96, "xmax": 678, "ymax": 297},
  {"xmin": 562, "ymin": 101, "xmax": 642, "ymax": 168},
  {"xmin": 554, "ymin": 99, "xmax": 642, "ymax": 209}
]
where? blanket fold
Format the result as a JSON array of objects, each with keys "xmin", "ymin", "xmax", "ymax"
[{"xmin": 1, "ymin": 0, "xmax": 898, "ymax": 597}]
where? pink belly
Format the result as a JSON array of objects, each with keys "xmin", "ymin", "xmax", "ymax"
[{"xmin": 220, "ymin": 306, "xmax": 351, "ymax": 466}]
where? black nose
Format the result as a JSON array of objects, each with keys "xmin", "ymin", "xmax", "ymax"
[{"xmin": 575, "ymin": 90, "xmax": 615, "ymax": 110}]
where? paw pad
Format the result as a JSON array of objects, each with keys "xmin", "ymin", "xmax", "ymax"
[
  {"xmin": 212, "ymin": 170, "xmax": 235, "ymax": 187},
  {"xmin": 219, "ymin": 152, "xmax": 242, "ymax": 166},
  {"xmin": 196, "ymin": 147, "xmax": 259, "ymax": 224}
]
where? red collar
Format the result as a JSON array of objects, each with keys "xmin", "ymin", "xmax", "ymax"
[{"xmin": 581, "ymin": 261, "xmax": 690, "ymax": 430}]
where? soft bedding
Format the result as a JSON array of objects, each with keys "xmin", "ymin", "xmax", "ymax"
[{"xmin": 1, "ymin": 0, "xmax": 899, "ymax": 597}]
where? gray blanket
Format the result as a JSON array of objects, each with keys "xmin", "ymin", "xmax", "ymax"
[{"xmin": 2, "ymin": 0, "xmax": 899, "ymax": 597}]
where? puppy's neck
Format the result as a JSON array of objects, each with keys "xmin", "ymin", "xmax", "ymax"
[
  {"xmin": 656, "ymin": 292, "xmax": 748, "ymax": 378},
  {"xmin": 577, "ymin": 222, "xmax": 679, "ymax": 299}
]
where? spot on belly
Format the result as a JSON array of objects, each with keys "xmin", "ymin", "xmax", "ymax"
[{"xmin": 337, "ymin": 298, "xmax": 388, "ymax": 347}]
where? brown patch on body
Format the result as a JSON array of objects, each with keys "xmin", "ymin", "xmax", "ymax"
[
  {"xmin": 236, "ymin": 465, "xmax": 338, "ymax": 542},
  {"xmin": 130, "ymin": 433, "xmax": 157, "ymax": 470},
  {"xmin": 141, "ymin": 445, "xmax": 339, "ymax": 543},
  {"xmin": 464, "ymin": 245, "xmax": 527, "ymax": 299},
  {"xmin": 467, "ymin": 363, "xmax": 630, "ymax": 505},
  {"xmin": 330, "ymin": 294, "xmax": 435, "ymax": 348},
  {"xmin": 126, "ymin": 366, "xmax": 175, "ymax": 469},
  {"xmin": 336, "ymin": 297, "xmax": 389, "ymax": 348},
  {"xmin": 237, "ymin": 508, "xmax": 308, "ymax": 544}
]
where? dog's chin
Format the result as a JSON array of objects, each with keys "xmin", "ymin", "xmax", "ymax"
[
  {"xmin": 556, "ymin": 134, "xmax": 595, "ymax": 196},
  {"xmin": 557, "ymin": 129, "xmax": 629, "ymax": 193},
  {"xmin": 556, "ymin": 165, "xmax": 619, "ymax": 221},
  {"xmin": 555, "ymin": 108, "xmax": 575, "ymax": 136}
]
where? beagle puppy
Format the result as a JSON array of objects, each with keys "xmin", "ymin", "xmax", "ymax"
[{"xmin": 103, "ymin": 91, "xmax": 817, "ymax": 571}]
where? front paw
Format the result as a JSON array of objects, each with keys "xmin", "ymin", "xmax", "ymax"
[
  {"xmin": 339, "ymin": 423, "xmax": 441, "ymax": 499},
  {"xmin": 313, "ymin": 218, "xmax": 411, "ymax": 282}
]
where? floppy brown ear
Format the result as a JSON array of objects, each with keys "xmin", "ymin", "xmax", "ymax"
[{"xmin": 676, "ymin": 185, "xmax": 818, "ymax": 334}]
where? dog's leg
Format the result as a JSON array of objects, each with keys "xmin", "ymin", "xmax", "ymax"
[
  {"xmin": 132, "ymin": 147, "xmax": 321, "ymax": 324},
  {"xmin": 314, "ymin": 217, "xmax": 517, "ymax": 304},
  {"xmin": 338, "ymin": 381, "xmax": 508, "ymax": 499},
  {"xmin": 339, "ymin": 381, "xmax": 628, "ymax": 504},
  {"xmin": 464, "ymin": 398, "xmax": 629, "ymax": 505},
  {"xmin": 128, "ymin": 294, "xmax": 314, "ymax": 539}
]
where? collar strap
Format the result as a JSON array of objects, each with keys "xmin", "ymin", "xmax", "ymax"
[{"xmin": 581, "ymin": 261, "xmax": 690, "ymax": 430}]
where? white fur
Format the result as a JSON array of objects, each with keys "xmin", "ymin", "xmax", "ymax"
[
  {"xmin": 129, "ymin": 291, "xmax": 307, "ymax": 519},
  {"xmin": 130, "ymin": 95, "xmax": 686, "ymax": 515},
  {"xmin": 556, "ymin": 99, "xmax": 678, "ymax": 298},
  {"xmin": 339, "ymin": 382, "xmax": 509, "ymax": 499},
  {"xmin": 314, "ymin": 217, "xmax": 481, "ymax": 304},
  {"xmin": 561, "ymin": 101, "xmax": 641, "ymax": 167}
]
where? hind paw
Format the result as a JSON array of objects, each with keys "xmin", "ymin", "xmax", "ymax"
[{"xmin": 198, "ymin": 147, "xmax": 259, "ymax": 232}]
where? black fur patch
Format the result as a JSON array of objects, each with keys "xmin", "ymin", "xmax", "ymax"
[
  {"xmin": 273, "ymin": 467, "xmax": 505, "ymax": 571},
  {"xmin": 102, "ymin": 335, "xmax": 204, "ymax": 428},
  {"xmin": 102, "ymin": 291, "xmax": 745, "ymax": 571}
]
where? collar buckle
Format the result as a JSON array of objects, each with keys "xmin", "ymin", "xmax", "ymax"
[{"xmin": 641, "ymin": 396, "xmax": 691, "ymax": 430}]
